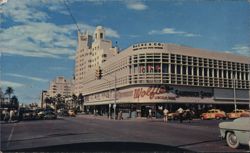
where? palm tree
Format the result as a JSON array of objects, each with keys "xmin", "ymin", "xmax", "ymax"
[
  {"xmin": 5, "ymin": 87, "xmax": 14, "ymax": 102},
  {"xmin": 72, "ymin": 94, "xmax": 77, "ymax": 109},
  {"xmin": 55, "ymin": 94, "xmax": 65, "ymax": 110},
  {"xmin": 10, "ymin": 95, "xmax": 19, "ymax": 109}
]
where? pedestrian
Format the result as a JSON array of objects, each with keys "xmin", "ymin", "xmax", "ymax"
[
  {"xmin": 185, "ymin": 109, "xmax": 192, "ymax": 123},
  {"xmin": 2, "ymin": 109, "xmax": 6, "ymax": 121},
  {"xmin": 118, "ymin": 111, "xmax": 123, "ymax": 120},
  {"xmin": 177, "ymin": 107, "xmax": 184, "ymax": 123},
  {"xmin": 9, "ymin": 109, "xmax": 14, "ymax": 122},
  {"xmin": 148, "ymin": 109, "xmax": 152, "ymax": 119},
  {"xmin": 163, "ymin": 108, "xmax": 169, "ymax": 123},
  {"xmin": 4, "ymin": 109, "xmax": 9, "ymax": 122}
]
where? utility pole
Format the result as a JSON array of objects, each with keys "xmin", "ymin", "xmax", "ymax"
[
  {"xmin": 114, "ymin": 72, "xmax": 117, "ymax": 120},
  {"xmin": 233, "ymin": 76, "xmax": 237, "ymax": 112}
]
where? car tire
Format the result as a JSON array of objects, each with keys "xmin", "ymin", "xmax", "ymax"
[{"xmin": 226, "ymin": 132, "xmax": 240, "ymax": 149}]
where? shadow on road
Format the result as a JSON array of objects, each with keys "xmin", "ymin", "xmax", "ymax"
[
  {"xmin": 5, "ymin": 142, "xmax": 194, "ymax": 152},
  {"xmin": 176, "ymin": 139, "xmax": 221, "ymax": 147}
]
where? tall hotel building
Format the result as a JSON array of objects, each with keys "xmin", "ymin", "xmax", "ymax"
[
  {"xmin": 48, "ymin": 76, "xmax": 73, "ymax": 97},
  {"xmin": 74, "ymin": 26, "xmax": 250, "ymax": 116}
]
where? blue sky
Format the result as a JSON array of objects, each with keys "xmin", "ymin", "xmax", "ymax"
[{"xmin": 1, "ymin": 0, "xmax": 250, "ymax": 104}]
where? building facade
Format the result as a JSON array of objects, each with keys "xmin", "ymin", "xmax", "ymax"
[
  {"xmin": 48, "ymin": 76, "xmax": 73, "ymax": 97},
  {"xmin": 74, "ymin": 26, "xmax": 118, "ymax": 95},
  {"xmin": 74, "ymin": 26, "xmax": 250, "ymax": 116}
]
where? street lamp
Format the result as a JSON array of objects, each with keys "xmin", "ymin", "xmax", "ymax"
[
  {"xmin": 114, "ymin": 72, "xmax": 117, "ymax": 120},
  {"xmin": 233, "ymin": 76, "xmax": 237, "ymax": 112},
  {"xmin": 99, "ymin": 70, "xmax": 117, "ymax": 120}
]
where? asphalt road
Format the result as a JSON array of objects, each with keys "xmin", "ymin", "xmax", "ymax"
[{"xmin": 1, "ymin": 115, "xmax": 249, "ymax": 152}]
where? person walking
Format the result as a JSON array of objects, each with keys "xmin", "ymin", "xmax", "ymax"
[
  {"xmin": 4, "ymin": 109, "xmax": 9, "ymax": 122},
  {"xmin": 148, "ymin": 109, "xmax": 152, "ymax": 119},
  {"xmin": 118, "ymin": 111, "xmax": 123, "ymax": 120},
  {"xmin": 163, "ymin": 108, "xmax": 169, "ymax": 123},
  {"xmin": 177, "ymin": 107, "xmax": 184, "ymax": 123},
  {"xmin": 9, "ymin": 109, "xmax": 14, "ymax": 122}
]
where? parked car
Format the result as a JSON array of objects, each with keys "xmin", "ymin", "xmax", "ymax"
[
  {"xmin": 21, "ymin": 109, "xmax": 36, "ymax": 120},
  {"xmin": 167, "ymin": 111, "xmax": 179, "ymax": 120},
  {"xmin": 227, "ymin": 109, "xmax": 247, "ymax": 119},
  {"xmin": 57, "ymin": 109, "xmax": 69, "ymax": 117},
  {"xmin": 167, "ymin": 109, "xmax": 194, "ymax": 121},
  {"xmin": 43, "ymin": 111, "xmax": 57, "ymax": 120},
  {"xmin": 219, "ymin": 117, "xmax": 250, "ymax": 149},
  {"xmin": 200, "ymin": 109, "xmax": 226, "ymax": 120},
  {"xmin": 68, "ymin": 110, "xmax": 76, "ymax": 117},
  {"xmin": 240, "ymin": 110, "xmax": 250, "ymax": 117}
]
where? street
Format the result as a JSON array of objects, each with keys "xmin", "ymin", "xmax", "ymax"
[{"xmin": 1, "ymin": 115, "xmax": 249, "ymax": 152}]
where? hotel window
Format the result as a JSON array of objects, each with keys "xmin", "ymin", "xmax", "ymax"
[
  {"xmin": 223, "ymin": 70, "xmax": 227, "ymax": 78},
  {"xmin": 219, "ymin": 70, "xmax": 222, "ymax": 78},
  {"xmin": 188, "ymin": 66, "xmax": 192, "ymax": 75},
  {"xmin": 182, "ymin": 56, "xmax": 187, "ymax": 64},
  {"xmin": 214, "ymin": 69, "xmax": 217, "ymax": 77},
  {"xmin": 162, "ymin": 64, "xmax": 169, "ymax": 73},
  {"xmin": 237, "ymin": 72, "xmax": 240, "ymax": 79},
  {"xmin": 209, "ymin": 69, "xmax": 212, "ymax": 77},
  {"xmin": 204, "ymin": 68, "xmax": 208, "ymax": 77},
  {"xmin": 241, "ymin": 72, "xmax": 244, "ymax": 80},
  {"xmin": 177, "ymin": 65, "xmax": 181, "ymax": 74},
  {"xmin": 171, "ymin": 64, "xmax": 175, "ymax": 73},
  {"xmin": 146, "ymin": 64, "xmax": 154, "ymax": 73},
  {"xmin": 199, "ymin": 68, "xmax": 202, "ymax": 76},
  {"xmin": 182, "ymin": 66, "xmax": 187, "ymax": 74},
  {"xmin": 194, "ymin": 67, "xmax": 197, "ymax": 76},
  {"xmin": 155, "ymin": 64, "xmax": 161, "ymax": 73}
]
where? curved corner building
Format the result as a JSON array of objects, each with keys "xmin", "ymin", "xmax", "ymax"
[{"xmin": 74, "ymin": 26, "xmax": 250, "ymax": 116}]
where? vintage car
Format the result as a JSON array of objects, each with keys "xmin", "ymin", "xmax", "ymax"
[
  {"xmin": 167, "ymin": 109, "xmax": 194, "ymax": 120},
  {"xmin": 219, "ymin": 117, "xmax": 250, "ymax": 149},
  {"xmin": 227, "ymin": 109, "xmax": 247, "ymax": 119},
  {"xmin": 200, "ymin": 109, "xmax": 226, "ymax": 120},
  {"xmin": 167, "ymin": 112, "xmax": 179, "ymax": 120},
  {"xmin": 43, "ymin": 111, "xmax": 57, "ymax": 120},
  {"xmin": 240, "ymin": 110, "xmax": 250, "ymax": 117}
]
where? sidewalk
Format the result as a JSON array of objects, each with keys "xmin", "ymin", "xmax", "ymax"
[
  {"xmin": 0, "ymin": 120, "xmax": 19, "ymax": 124},
  {"xmin": 77, "ymin": 114, "xmax": 162, "ymax": 122}
]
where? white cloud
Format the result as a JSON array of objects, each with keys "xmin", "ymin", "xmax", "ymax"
[
  {"xmin": 1, "ymin": 22, "xmax": 76, "ymax": 58},
  {"xmin": 1, "ymin": 0, "xmax": 120, "ymax": 59},
  {"xmin": 1, "ymin": 22, "xmax": 119, "ymax": 58},
  {"xmin": 125, "ymin": 1, "xmax": 148, "ymax": 11},
  {"xmin": 5, "ymin": 73, "xmax": 49, "ymax": 82},
  {"xmin": 2, "ymin": 0, "xmax": 49, "ymax": 23},
  {"xmin": 231, "ymin": 44, "xmax": 250, "ymax": 57},
  {"xmin": 148, "ymin": 27, "xmax": 200, "ymax": 37},
  {"xmin": 1, "ymin": 80, "xmax": 24, "ymax": 88}
]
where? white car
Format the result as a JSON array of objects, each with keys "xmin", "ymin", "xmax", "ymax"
[{"xmin": 219, "ymin": 117, "xmax": 250, "ymax": 149}]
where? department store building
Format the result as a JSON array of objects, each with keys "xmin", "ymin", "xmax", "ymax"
[{"xmin": 74, "ymin": 26, "xmax": 250, "ymax": 117}]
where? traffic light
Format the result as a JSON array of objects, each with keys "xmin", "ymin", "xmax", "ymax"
[{"xmin": 95, "ymin": 67, "xmax": 102, "ymax": 79}]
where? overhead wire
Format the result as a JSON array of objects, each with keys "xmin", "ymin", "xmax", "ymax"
[{"xmin": 63, "ymin": 0, "xmax": 82, "ymax": 34}]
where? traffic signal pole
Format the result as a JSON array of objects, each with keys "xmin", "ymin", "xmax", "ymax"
[{"xmin": 96, "ymin": 66, "xmax": 117, "ymax": 120}]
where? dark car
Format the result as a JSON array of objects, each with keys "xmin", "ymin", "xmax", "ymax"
[
  {"xmin": 57, "ymin": 109, "xmax": 69, "ymax": 117},
  {"xmin": 21, "ymin": 109, "xmax": 36, "ymax": 120},
  {"xmin": 43, "ymin": 111, "xmax": 57, "ymax": 120}
]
